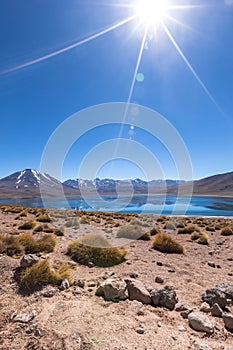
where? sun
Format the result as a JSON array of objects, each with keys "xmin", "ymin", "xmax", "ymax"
[{"xmin": 135, "ymin": 0, "xmax": 168, "ymax": 26}]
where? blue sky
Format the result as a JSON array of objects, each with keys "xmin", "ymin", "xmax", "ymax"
[{"xmin": 0, "ymin": 0, "xmax": 233, "ymax": 181}]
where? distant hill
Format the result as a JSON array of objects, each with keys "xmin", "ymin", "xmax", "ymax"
[
  {"xmin": 191, "ymin": 171, "xmax": 233, "ymax": 196},
  {"xmin": 0, "ymin": 169, "xmax": 232, "ymax": 200},
  {"xmin": 0, "ymin": 169, "xmax": 79, "ymax": 199}
]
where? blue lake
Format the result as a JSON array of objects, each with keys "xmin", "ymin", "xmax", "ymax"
[{"xmin": 1, "ymin": 195, "xmax": 233, "ymax": 217}]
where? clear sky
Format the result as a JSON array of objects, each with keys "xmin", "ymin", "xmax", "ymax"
[{"xmin": 0, "ymin": 0, "xmax": 233, "ymax": 181}]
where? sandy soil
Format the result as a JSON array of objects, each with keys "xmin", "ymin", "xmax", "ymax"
[{"xmin": 0, "ymin": 206, "xmax": 233, "ymax": 350}]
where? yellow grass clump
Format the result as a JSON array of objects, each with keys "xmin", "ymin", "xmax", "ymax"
[
  {"xmin": 18, "ymin": 233, "xmax": 56, "ymax": 253},
  {"xmin": 67, "ymin": 234, "xmax": 127, "ymax": 267},
  {"xmin": 152, "ymin": 233, "xmax": 184, "ymax": 254},
  {"xmin": 0, "ymin": 234, "xmax": 24, "ymax": 256},
  {"xmin": 178, "ymin": 225, "xmax": 197, "ymax": 234},
  {"xmin": 36, "ymin": 214, "xmax": 52, "ymax": 223},
  {"xmin": 18, "ymin": 221, "xmax": 37, "ymax": 230},
  {"xmin": 190, "ymin": 231, "xmax": 209, "ymax": 245},
  {"xmin": 20, "ymin": 259, "xmax": 72, "ymax": 291},
  {"xmin": 220, "ymin": 226, "xmax": 233, "ymax": 236}
]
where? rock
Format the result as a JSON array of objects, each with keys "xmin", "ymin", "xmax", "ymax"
[
  {"xmin": 188, "ymin": 312, "xmax": 214, "ymax": 334},
  {"xmin": 155, "ymin": 276, "xmax": 164, "ymax": 284},
  {"xmin": 73, "ymin": 288, "xmax": 82, "ymax": 295},
  {"xmin": 211, "ymin": 303, "xmax": 223, "ymax": 317},
  {"xmin": 207, "ymin": 262, "xmax": 215, "ymax": 268},
  {"xmin": 151, "ymin": 286, "xmax": 178, "ymax": 310},
  {"xmin": 20, "ymin": 254, "xmax": 39, "ymax": 268},
  {"xmin": 129, "ymin": 273, "xmax": 138, "ymax": 279},
  {"xmin": 88, "ymin": 262, "xmax": 94, "ymax": 268},
  {"xmin": 168, "ymin": 269, "xmax": 175, "ymax": 273},
  {"xmin": 202, "ymin": 283, "xmax": 233, "ymax": 309},
  {"xmin": 87, "ymin": 281, "xmax": 96, "ymax": 287},
  {"xmin": 125, "ymin": 279, "xmax": 151, "ymax": 305},
  {"xmin": 178, "ymin": 326, "xmax": 186, "ymax": 332},
  {"xmin": 176, "ymin": 302, "xmax": 193, "ymax": 318},
  {"xmin": 131, "ymin": 300, "xmax": 143, "ymax": 309},
  {"xmin": 200, "ymin": 302, "xmax": 211, "ymax": 313},
  {"xmin": 60, "ymin": 279, "xmax": 70, "ymax": 290},
  {"xmin": 157, "ymin": 261, "xmax": 163, "ymax": 266},
  {"xmin": 41, "ymin": 289, "xmax": 56, "ymax": 298},
  {"xmin": 102, "ymin": 271, "xmax": 115, "ymax": 280},
  {"xmin": 223, "ymin": 313, "xmax": 233, "ymax": 330},
  {"xmin": 96, "ymin": 278, "xmax": 128, "ymax": 301},
  {"xmin": 11, "ymin": 310, "xmax": 36, "ymax": 323},
  {"xmin": 76, "ymin": 279, "xmax": 85, "ymax": 288},
  {"xmin": 136, "ymin": 327, "xmax": 144, "ymax": 334},
  {"xmin": 175, "ymin": 302, "xmax": 193, "ymax": 313},
  {"xmin": 192, "ymin": 341, "xmax": 212, "ymax": 350}
]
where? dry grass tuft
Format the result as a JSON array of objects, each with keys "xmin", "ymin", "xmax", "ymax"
[
  {"xmin": 18, "ymin": 233, "xmax": 56, "ymax": 253},
  {"xmin": 178, "ymin": 225, "xmax": 197, "ymax": 234},
  {"xmin": 20, "ymin": 259, "xmax": 72, "ymax": 291},
  {"xmin": 220, "ymin": 226, "xmax": 233, "ymax": 236},
  {"xmin": 152, "ymin": 233, "xmax": 184, "ymax": 254},
  {"xmin": 67, "ymin": 234, "xmax": 127, "ymax": 267},
  {"xmin": 190, "ymin": 232, "xmax": 209, "ymax": 245},
  {"xmin": 36, "ymin": 214, "xmax": 52, "ymax": 223},
  {"xmin": 18, "ymin": 221, "xmax": 37, "ymax": 230},
  {"xmin": 0, "ymin": 234, "xmax": 24, "ymax": 256}
]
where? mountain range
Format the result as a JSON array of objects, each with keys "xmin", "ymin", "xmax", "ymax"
[{"xmin": 0, "ymin": 169, "xmax": 232, "ymax": 200}]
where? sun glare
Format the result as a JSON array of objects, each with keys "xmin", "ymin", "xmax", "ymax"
[{"xmin": 136, "ymin": 0, "xmax": 168, "ymax": 26}]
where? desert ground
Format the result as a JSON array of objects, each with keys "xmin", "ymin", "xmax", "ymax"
[{"xmin": 0, "ymin": 204, "xmax": 233, "ymax": 350}]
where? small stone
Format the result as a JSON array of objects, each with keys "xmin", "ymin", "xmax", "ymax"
[
  {"xmin": 192, "ymin": 341, "xmax": 213, "ymax": 350},
  {"xmin": 157, "ymin": 262, "xmax": 163, "ymax": 266},
  {"xmin": 155, "ymin": 276, "xmax": 164, "ymax": 284},
  {"xmin": 88, "ymin": 262, "xmax": 94, "ymax": 268},
  {"xmin": 216, "ymin": 265, "xmax": 221, "ymax": 269},
  {"xmin": 181, "ymin": 310, "xmax": 193, "ymax": 319},
  {"xmin": 88, "ymin": 281, "xmax": 96, "ymax": 287},
  {"xmin": 157, "ymin": 321, "xmax": 162, "ymax": 327},
  {"xmin": 73, "ymin": 288, "xmax": 82, "ymax": 296},
  {"xmin": 102, "ymin": 271, "xmax": 115, "ymax": 280},
  {"xmin": 178, "ymin": 326, "xmax": 186, "ymax": 332},
  {"xmin": 175, "ymin": 302, "xmax": 192, "ymax": 313},
  {"xmin": 136, "ymin": 327, "xmax": 144, "ymax": 334},
  {"xmin": 132, "ymin": 300, "xmax": 143, "ymax": 309},
  {"xmin": 200, "ymin": 302, "xmax": 211, "ymax": 313},
  {"xmin": 151, "ymin": 285, "xmax": 178, "ymax": 310},
  {"xmin": 208, "ymin": 262, "xmax": 215, "ymax": 268},
  {"xmin": 76, "ymin": 279, "xmax": 85, "ymax": 288},
  {"xmin": 60, "ymin": 279, "xmax": 70, "ymax": 290},
  {"xmin": 129, "ymin": 273, "xmax": 138, "ymax": 279},
  {"xmin": 41, "ymin": 289, "xmax": 56, "ymax": 298},
  {"xmin": 168, "ymin": 269, "xmax": 175, "ymax": 273},
  {"xmin": 11, "ymin": 310, "xmax": 36, "ymax": 323},
  {"xmin": 208, "ymin": 251, "xmax": 213, "ymax": 256},
  {"xmin": 227, "ymin": 257, "xmax": 233, "ymax": 261},
  {"xmin": 20, "ymin": 254, "xmax": 39, "ymax": 268},
  {"xmin": 211, "ymin": 303, "xmax": 223, "ymax": 317},
  {"xmin": 228, "ymin": 273, "xmax": 233, "ymax": 277},
  {"xmin": 188, "ymin": 312, "xmax": 214, "ymax": 334},
  {"xmin": 125, "ymin": 279, "xmax": 151, "ymax": 304},
  {"xmin": 223, "ymin": 313, "xmax": 233, "ymax": 330},
  {"xmin": 96, "ymin": 278, "xmax": 128, "ymax": 301}
]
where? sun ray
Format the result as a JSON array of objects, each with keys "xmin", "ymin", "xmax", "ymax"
[
  {"xmin": 161, "ymin": 22, "xmax": 225, "ymax": 115},
  {"xmin": 0, "ymin": 15, "xmax": 136, "ymax": 76},
  {"xmin": 112, "ymin": 25, "xmax": 149, "ymax": 163}
]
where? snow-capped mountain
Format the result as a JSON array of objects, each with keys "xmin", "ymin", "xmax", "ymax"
[
  {"xmin": 0, "ymin": 169, "xmax": 79, "ymax": 199},
  {"xmin": 63, "ymin": 178, "xmax": 185, "ymax": 194}
]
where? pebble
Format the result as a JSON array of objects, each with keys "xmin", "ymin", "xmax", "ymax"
[
  {"xmin": 136, "ymin": 327, "xmax": 144, "ymax": 334},
  {"xmin": 207, "ymin": 262, "xmax": 216, "ymax": 268},
  {"xmin": 76, "ymin": 279, "xmax": 85, "ymax": 288},
  {"xmin": 155, "ymin": 276, "xmax": 164, "ymax": 284},
  {"xmin": 178, "ymin": 326, "xmax": 186, "ymax": 332},
  {"xmin": 129, "ymin": 273, "xmax": 138, "ymax": 279},
  {"xmin": 157, "ymin": 262, "xmax": 163, "ymax": 266}
]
